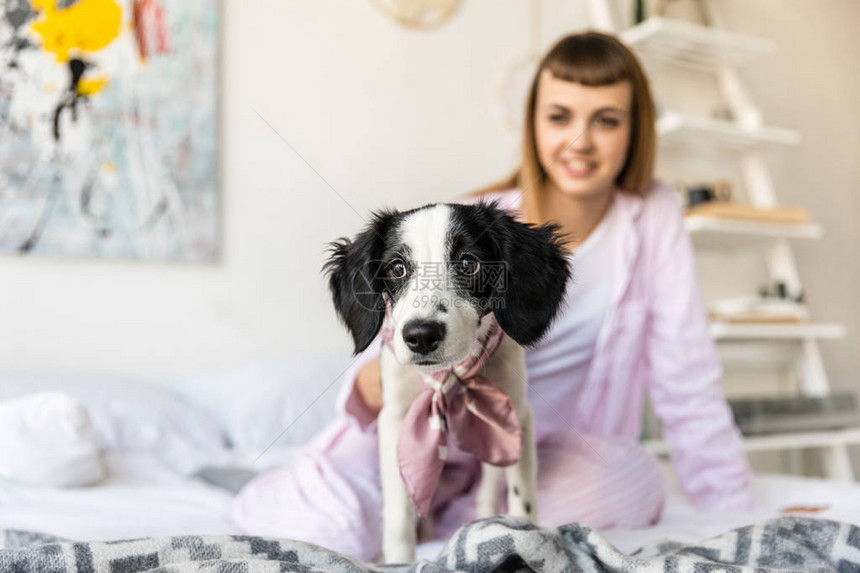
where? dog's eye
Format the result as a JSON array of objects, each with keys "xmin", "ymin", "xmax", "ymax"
[
  {"xmin": 457, "ymin": 255, "xmax": 480, "ymax": 276},
  {"xmin": 388, "ymin": 260, "xmax": 408, "ymax": 279}
]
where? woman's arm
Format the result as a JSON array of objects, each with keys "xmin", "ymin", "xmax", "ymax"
[
  {"xmin": 356, "ymin": 357, "xmax": 383, "ymax": 415},
  {"xmin": 644, "ymin": 186, "xmax": 756, "ymax": 511},
  {"xmin": 335, "ymin": 337, "xmax": 383, "ymax": 431}
]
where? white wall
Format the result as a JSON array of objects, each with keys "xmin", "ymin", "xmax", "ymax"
[
  {"xmin": 0, "ymin": 0, "xmax": 857, "ymax": 394},
  {"xmin": 0, "ymin": 0, "xmax": 589, "ymax": 378}
]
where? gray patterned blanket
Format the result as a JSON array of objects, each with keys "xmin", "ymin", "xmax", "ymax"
[{"xmin": 1, "ymin": 516, "xmax": 857, "ymax": 573}]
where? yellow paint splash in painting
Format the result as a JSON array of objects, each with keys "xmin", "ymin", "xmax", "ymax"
[
  {"xmin": 77, "ymin": 76, "xmax": 109, "ymax": 95},
  {"xmin": 30, "ymin": 0, "xmax": 122, "ymax": 62}
]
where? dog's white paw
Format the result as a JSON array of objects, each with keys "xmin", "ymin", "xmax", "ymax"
[
  {"xmin": 507, "ymin": 483, "xmax": 538, "ymax": 523},
  {"xmin": 383, "ymin": 539, "xmax": 415, "ymax": 564},
  {"xmin": 476, "ymin": 497, "xmax": 500, "ymax": 519},
  {"xmin": 476, "ymin": 463, "xmax": 503, "ymax": 518}
]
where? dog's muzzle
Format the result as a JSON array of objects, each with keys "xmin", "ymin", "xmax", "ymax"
[{"xmin": 402, "ymin": 319, "xmax": 446, "ymax": 355}]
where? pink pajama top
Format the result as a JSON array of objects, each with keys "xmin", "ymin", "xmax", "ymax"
[{"xmin": 338, "ymin": 180, "xmax": 755, "ymax": 512}]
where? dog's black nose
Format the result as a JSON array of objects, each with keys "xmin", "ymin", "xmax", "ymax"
[{"xmin": 402, "ymin": 320, "xmax": 446, "ymax": 355}]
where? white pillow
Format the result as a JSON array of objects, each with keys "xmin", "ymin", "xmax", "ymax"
[
  {"xmin": 0, "ymin": 392, "xmax": 106, "ymax": 487},
  {"xmin": 0, "ymin": 370, "xmax": 228, "ymax": 461},
  {"xmin": 170, "ymin": 352, "xmax": 352, "ymax": 452}
]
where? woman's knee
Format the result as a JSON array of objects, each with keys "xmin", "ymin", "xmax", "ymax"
[
  {"xmin": 535, "ymin": 435, "xmax": 665, "ymax": 529},
  {"xmin": 584, "ymin": 440, "xmax": 665, "ymax": 528}
]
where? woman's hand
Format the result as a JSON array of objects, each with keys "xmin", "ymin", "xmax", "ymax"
[{"xmin": 356, "ymin": 357, "xmax": 383, "ymax": 417}]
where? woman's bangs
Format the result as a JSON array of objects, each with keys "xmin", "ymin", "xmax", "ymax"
[{"xmin": 544, "ymin": 41, "xmax": 631, "ymax": 87}]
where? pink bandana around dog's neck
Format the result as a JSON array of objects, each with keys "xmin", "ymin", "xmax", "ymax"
[{"xmin": 380, "ymin": 303, "xmax": 523, "ymax": 518}]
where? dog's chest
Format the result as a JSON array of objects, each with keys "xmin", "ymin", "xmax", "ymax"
[{"xmin": 379, "ymin": 346, "xmax": 426, "ymax": 411}]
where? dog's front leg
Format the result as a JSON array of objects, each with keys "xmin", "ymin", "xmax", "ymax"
[
  {"xmin": 378, "ymin": 403, "xmax": 417, "ymax": 563},
  {"xmin": 483, "ymin": 340, "xmax": 539, "ymax": 524},
  {"xmin": 378, "ymin": 350, "xmax": 424, "ymax": 563},
  {"xmin": 506, "ymin": 402, "xmax": 538, "ymax": 523},
  {"xmin": 476, "ymin": 463, "xmax": 503, "ymax": 518}
]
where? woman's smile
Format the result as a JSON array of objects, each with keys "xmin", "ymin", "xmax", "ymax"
[{"xmin": 559, "ymin": 157, "xmax": 598, "ymax": 178}]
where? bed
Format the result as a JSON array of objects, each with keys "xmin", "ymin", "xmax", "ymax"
[{"xmin": 1, "ymin": 359, "xmax": 859, "ymax": 565}]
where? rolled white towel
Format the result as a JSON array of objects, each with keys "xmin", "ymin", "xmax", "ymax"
[{"xmin": 0, "ymin": 392, "xmax": 106, "ymax": 487}]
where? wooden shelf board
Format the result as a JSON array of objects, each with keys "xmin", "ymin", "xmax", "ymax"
[{"xmin": 686, "ymin": 203, "xmax": 810, "ymax": 225}]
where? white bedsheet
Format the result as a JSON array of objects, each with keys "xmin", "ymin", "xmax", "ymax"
[
  {"xmin": 415, "ymin": 473, "xmax": 860, "ymax": 559},
  {"xmin": 4, "ymin": 368, "xmax": 856, "ymax": 560},
  {"xmin": 0, "ymin": 452, "xmax": 239, "ymax": 540},
  {"xmin": 601, "ymin": 473, "xmax": 860, "ymax": 554},
  {"xmin": 3, "ymin": 450, "xmax": 857, "ymax": 561}
]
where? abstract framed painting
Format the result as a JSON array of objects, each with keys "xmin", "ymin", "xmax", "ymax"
[{"xmin": 0, "ymin": 0, "xmax": 218, "ymax": 261}]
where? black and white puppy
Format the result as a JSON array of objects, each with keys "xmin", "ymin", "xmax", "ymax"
[{"xmin": 324, "ymin": 201, "xmax": 570, "ymax": 563}]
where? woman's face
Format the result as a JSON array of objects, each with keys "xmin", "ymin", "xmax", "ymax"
[{"xmin": 534, "ymin": 70, "xmax": 633, "ymax": 199}]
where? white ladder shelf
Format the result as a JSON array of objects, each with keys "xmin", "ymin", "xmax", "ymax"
[{"xmin": 588, "ymin": 3, "xmax": 853, "ymax": 481}]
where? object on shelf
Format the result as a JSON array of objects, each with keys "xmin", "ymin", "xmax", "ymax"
[
  {"xmin": 730, "ymin": 394, "xmax": 859, "ymax": 437},
  {"xmin": 634, "ymin": 0, "xmax": 645, "ymax": 24},
  {"xmin": 682, "ymin": 180, "xmax": 732, "ymax": 207},
  {"xmin": 759, "ymin": 280, "xmax": 805, "ymax": 304},
  {"xmin": 686, "ymin": 203, "xmax": 811, "ymax": 224},
  {"xmin": 708, "ymin": 295, "xmax": 808, "ymax": 323},
  {"xmin": 711, "ymin": 104, "xmax": 734, "ymax": 121}
]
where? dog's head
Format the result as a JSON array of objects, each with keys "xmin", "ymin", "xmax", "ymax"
[{"xmin": 324, "ymin": 201, "xmax": 571, "ymax": 368}]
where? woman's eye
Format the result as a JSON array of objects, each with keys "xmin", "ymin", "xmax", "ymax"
[
  {"xmin": 596, "ymin": 116, "xmax": 621, "ymax": 128},
  {"xmin": 388, "ymin": 260, "xmax": 407, "ymax": 279},
  {"xmin": 548, "ymin": 114, "xmax": 568, "ymax": 124},
  {"xmin": 457, "ymin": 255, "xmax": 480, "ymax": 276}
]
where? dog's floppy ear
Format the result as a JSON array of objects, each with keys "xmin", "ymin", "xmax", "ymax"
[
  {"xmin": 323, "ymin": 210, "xmax": 397, "ymax": 354},
  {"xmin": 482, "ymin": 202, "xmax": 572, "ymax": 346}
]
